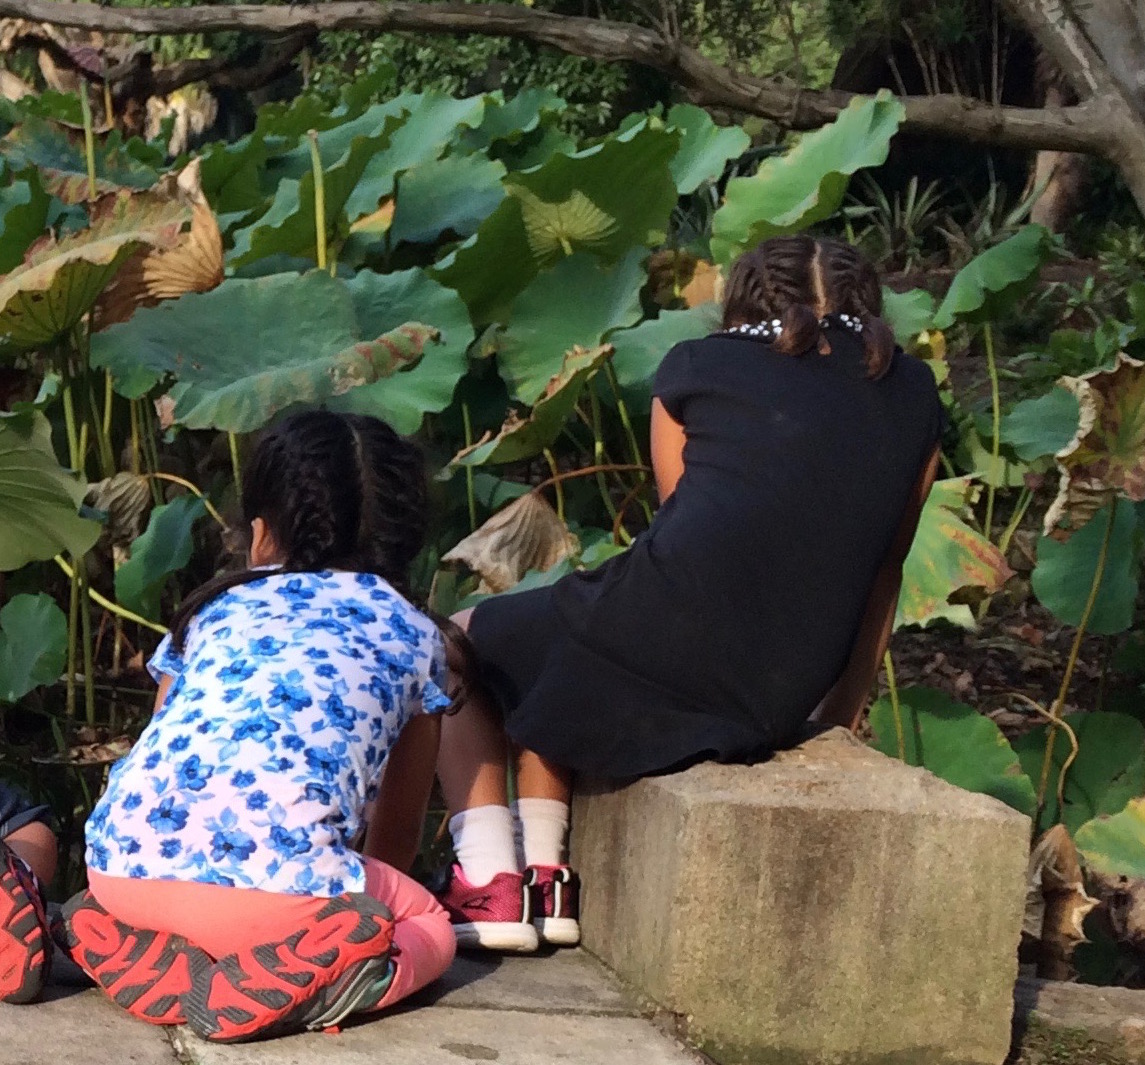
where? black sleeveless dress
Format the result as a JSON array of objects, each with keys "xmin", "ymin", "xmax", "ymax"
[{"xmin": 467, "ymin": 317, "xmax": 943, "ymax": 779}]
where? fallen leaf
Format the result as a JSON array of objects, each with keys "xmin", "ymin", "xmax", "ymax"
[{"xmin": 1025, "ymin": 824, "xmax": 1099, "ymax": 979}]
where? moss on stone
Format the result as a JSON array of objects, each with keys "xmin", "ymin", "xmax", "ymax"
[{"xmin": 1013, "ymin": 1018, "xmax": 1137, "ymax": 1065}]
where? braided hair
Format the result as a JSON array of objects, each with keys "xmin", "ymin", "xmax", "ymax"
[
  {"xmin": 169, "ymin": 410, "xmax": 448, "ymax": 659},
  {"xmin": 721, "ymin": 236, "xmax": 896, "ymax": 380}
]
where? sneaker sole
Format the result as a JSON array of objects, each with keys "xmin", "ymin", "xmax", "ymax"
[
  {"xmin": 453, "ymin": 921, "xmax": 539, "ymax": 953},
  {"xmin": 0, "ymin": 848, "xmax": 45, "ymax": 1005},
  {"xmin": 534, "ymin": 917, "xmax": 580, "ymax": 947}
]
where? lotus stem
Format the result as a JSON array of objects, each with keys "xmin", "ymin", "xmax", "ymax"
[
  {"xmin": 65, "ymin": 562, "xmax": 79, "ymax": 719},
  {"xmin": 79, "ymin": 567, "xmax": 96, "ymax": 726},
  {"xmin": 1009, "ymin": 691, "xmax": 1080, "ymax": 831},
  {"xmin": 55, "ymin": 556, "xmax": 168, "ymax": 635},
  {"xmin": 542, "ymin": 448, "xmax": 564, "ymax": 522},
  {"xmin": 129, "ymin": 399, "xmax": 142, "ymax": 476},
  {"xmin": 61, "ymin": 380, "xmax": 80, "ymax": 471},
  {"xmin": 102, "ymin": 371, "xmax": 114, "ymax": 442},
  {"xmin": 144, "ymin": 473, "xmax": 227, "ymax": 528},
  {"xmin": 461, "ymin": 403, "xmax": 477, "ymax": 533},
  {"xmin": 102, "ymin": 80, "xmax": 114, "ymax": 127},
  {"xmin": 603, "ymin": 362, "xmax": 653, "ymax": 525},
  {"xmin": 997, "ymin": 485, "xmax": 1033, "ymax": 559},
  {"xmin": 588, "ymin": 391, "xmax": 621, "ymax": 527},
  {"xmin": 228, "ymin": 433, "xmax": 243, "ymax": 498},
  {"xmin": 308, "ymin": 130, "xmax": 329, "ymax": 274},
  {"xmin": 884, "ymin": 649, "xmax": 905, "ymax": 761},
  {"xmin": 531, "ymin": 463, "xmax": 651, "ymax": 495},
  {"xmin": 80, "ymin": 88, "xmax": 97, "ymax": 201},
  {"xmin": 983, "ymin": 323, "xmax": 1001, "ymax": 542},
  {"xmin": 1036, "ymin": 499, "xmax": 1118, "ymax": 814}
]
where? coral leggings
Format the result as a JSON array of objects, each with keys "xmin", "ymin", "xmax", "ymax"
[{"xmin": 88, "ymin": 857, "xmax": 455, "ymax": 1011}]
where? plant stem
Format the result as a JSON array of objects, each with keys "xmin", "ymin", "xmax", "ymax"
[
  {"xmin": 102, "ymin": 370, "xmax": 114, "ymax": 443},
  {"xmin": 65, "ymin": 563, "xmax": 79, "ymax": 719},
  {"xmin": 983, "ymin": 323, "xmax": 1002, "ymax": 541},
  {"xmin": 228, "ymin": 433, "xmax": 243, "ymax": 498},
  {"xmin": 1036, "ymin": 499, "xmax": 1118, "ymax": 812},
  {"xmin": 61, "ymin": 380, "xmax": 80, "ymax": 471},
  {"xmin": 532, "ymin": 463, "xmax": 651, "ymax": 495},
  {"xmin": 144, "ymin": 473, "xmax": 227, "ymax": 528},
  {"xmin": 129, "ymin": 399, "xmax": 142, "ymax": 475},
  {"xmin": 54, "ymin": 556, "xmax": 168, "ymax": 634},
  {"xmin": 603, "ymin": 362, "xmax": 654, "ymax": 525},
  {"xmin": 79, "ymin": 567, "xmax": 96, "ymax": 725},
  {"xmin": 79, "ymin": 87, "xmax": 97, "ymax": 200},
  {"xmin": 997, "ymin": 485, "xmax": 1033, "ymax": 559},
  {"xmin": 308, "ymin": 130, "xmax": 330, "ymax": 274},
  {"xmin": 542, "ymin": 448, "xmax": 564, "ymax": 522},
  {"xmin": 461, "ymin": 403, "xmax": 477, "ymax": 533},
  {"xmin": 588, "ymin": 392, "xmax": 622, "ymax": 526},
  {"xmin": 884, "ymin": 649, "xmax": 905, "ymax": 761}
]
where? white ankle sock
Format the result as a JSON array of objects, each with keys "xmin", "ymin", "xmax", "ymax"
[
  {"xmin": 511, "ymin": 798, "xmax": 570, "ymax": 869},
  {"xmin": 449, "ymin": 805, "xmax": 519, "ymax": 887}
]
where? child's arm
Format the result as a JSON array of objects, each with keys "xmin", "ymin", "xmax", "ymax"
[
  {"xmin": 812, "ymin": 444, "xmax": 941, "ymax": 731},
  {"xmin": 650, "ymin": 398, "xmax": 686, "ymax": 503},
  {"xmin": 154, "ymin": 673, "xmax": 174, "ymax": 713},
  {"xmin": 362, "ymin": 714, "xmax": 442, "ymax": 874}
]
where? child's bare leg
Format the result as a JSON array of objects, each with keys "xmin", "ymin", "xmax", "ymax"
[
  {"xmin": 5, "ymin": 822, "xmax": 57, "ymax": 885},
  {"xmin": 515, "ymin": 749, "xmax": 571, "ymax": 803}
]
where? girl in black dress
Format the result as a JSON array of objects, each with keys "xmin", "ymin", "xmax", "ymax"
[{"xmin": 431, "ymin": 236, "xmax": 943, "ymax": 953}]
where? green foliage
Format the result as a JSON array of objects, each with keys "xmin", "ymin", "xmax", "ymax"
[
  {"xmin": 116, "ymin": 496, "xmax": 207, "ymax": 622},
  {"xmin": 1031, "ymin": 501, "xmax": 1140, "ymax": 637},
  {"xmin": 710, "ymin": 93, "xmax": 905, "ymax": 265},
  {"xmin": 869, "ymin": 686, "xmax": 1037, "ymax": 817},
  {"xmin": 1076, "ymin": 800, "xmax": 1145, "ymax": 881},
  {"xmin": 0, "ymin": 414, "xmax": 99, "ymax": 572},
  {"xmin": 999, "ymin": 388, "xmax": 1080, "ymax": 463},
  {"xmin": 0, "ymin": 594, "xmax": 67, "ymax": 705}
]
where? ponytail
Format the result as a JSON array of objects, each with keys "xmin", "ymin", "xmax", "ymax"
[{"xmin": 772, "ymin": 304, "xmax": 821, "ymax": 357}]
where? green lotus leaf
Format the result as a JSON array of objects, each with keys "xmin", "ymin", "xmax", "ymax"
[
  {"xmin": 454, "ymin": 344, "xmax": 612, "ymax": 466},
  {"xmin": 116, "ymin": 495, "xmax": 207, "ymax": 622},
  {"xmin": 0, "ymin": 594, "xmax": 68, "ymax": 704},
  {"xmin": 1043, "ymin": 354, "xmax": 1145, "ymax": 538},
  {"xmin": 0, "ymin": 412, "xmax": 100, "ymax": 571},
  {"xmin": 1032, "ymin": 499, "xmax": 1138, "ymax": 636},
  {"xmin": 607, "ymin": 306, "xmax": 715, "ymax": 409},
  {"xmin": 513, "ymin": 187, "xmax": 618, "ymax": 267},
  {"xmin": 0, "ymin": 170, "xmax": 51, "ymax": 273},
  {"xmin": 998, "ymin": 387, "xmax": 1081, "ymax": 464},
  {"xmin": 1076, "ymin": 798, "xmax": 1145, "ymax": 879},
  {"xmin": 710, "ymin": 93, "xmax": 905, "ymax": 265},
  {"xmin": 665, "ymin": 104, "xmax": 750, "ymax": 195},
  {"xmin": 91, "ymin": 271, "xmax": 437, "ymax": 433},
  {"xmin": 896, "ymin": 477, "xmax": 1014, "ymax": 630},
  {"xmin": 1012, "ymin": 711, "xmax": 1145, "ymax": 835},
  {"xmin": 460, "ymin": 88, "xmax": 565, "ymax": 152},
  {"xmin": 933, "ymin": 225, "xmax": 1050, "ymax": 330},
  {"xmin": 869, "ymin": 685, "xmax": 1036, "ymax": 817},
  {"xmin": 881, "ymin": 287, "xmax": 935, "ymax": 346},
  {"xmin": 389, "ymin": 154, "xmax": 507, "ymax": 246},
  {"xmin": 498, "ymin": 249, "xmax": 645, "ymax": 403}
]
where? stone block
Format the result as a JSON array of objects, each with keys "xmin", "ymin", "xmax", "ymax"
[{"xmin": 571, "ymin": 728, "xmax": 1031, "ymax": 1065}]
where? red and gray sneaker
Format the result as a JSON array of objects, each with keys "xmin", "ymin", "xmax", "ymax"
[
  {"xmin": 0, "ymin": 842, "xmax": 50, "ymax": 1004},
  {"xmin": 432, "ymin": 864, "xmax": 538, "ymax": 953},
  {"xmin": 56, "ymin": 890, "xmax": 213, "ymax": 1025},
  {"xmin": 526, "ymin": 866, "xmax": 581, "ymax": 947},
  {"xmin": 183, "ymin": 893, "xmax": 395, "ymax": 1044}
]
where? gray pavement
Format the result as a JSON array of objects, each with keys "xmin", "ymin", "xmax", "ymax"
[{"xmin": 0, "ymin": 950, "xmax": 705, "ymax": 1065}]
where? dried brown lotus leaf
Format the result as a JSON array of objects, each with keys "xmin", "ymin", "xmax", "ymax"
[
  {"xmin": 1025, "ymin": 824, "xmax": 1099, "ymax": 979},
  {"xmin": 85, "ymin": 471, "xmax": 151, "ymax": 558},
  {"xmin": 442, "ymin": 492, "xmax": 578, "ymax": 594}
]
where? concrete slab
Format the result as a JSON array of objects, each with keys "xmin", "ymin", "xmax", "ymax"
[
  {"xmin": 173, "ymin": 1007, "xmax": 701, "ymax": 1065},
  {"xmin": 419, "ymin": 950, "xmax": 636, "ymax": 1015},
  {"xmin": 0, "ymin": 987, "xmax": 177, "ymax": 1065}
]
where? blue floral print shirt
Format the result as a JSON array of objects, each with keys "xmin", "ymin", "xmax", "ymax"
[{"xmin": 85, "ymin": 570, "xmax": 451, "ymax": 896}]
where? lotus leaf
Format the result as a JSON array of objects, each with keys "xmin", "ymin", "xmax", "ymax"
[
  {"xmin": 999, "ymin": 387, "xmax": 1081, "ymax": 464},
  {"xmin": 0, "ymin": 594, "xmax": 67, "ymax": 704},
  {"xmin": 881, "ymin": 287, "xmax": 935, "ymax": 346},
  {"xmin": 0, "ymin": 412, "xmax": 99, "ymax": 570},
  {"xmin": 462, "ymin": 89, "xmax": 565, "ymax": 151},
  {"xmin": 896, "ymin": 477, "xmax": 1013, "ymax": 629},
  {"xmin": 607, "ymin": 306, "xmax": 715, "ymax": 409},
  {"xmin": 1076, "ymin": 798, "xmax": 1145, "ymax": 880},
  {"xmin": 0, "ymin": 171, "xmax": 50, "ymax": 273},
  {"xmin": 389, "ymin": 154, "xmax": 507, "ymax": 246},
  {"xmin": 1031, "ymin": 500, "xmax": 1138, "ymax": 636},
  {"xmin": 116, "ymin": 494, "xmax": 207, "ymax": 621},
  {"xmin": 710, "ymin": 93, "xmax": 905, "ymax": 265},
  {"xmin": 933, "ymin": 225, "xmax": 1050, "ymax": 330},
  {"xmin": 498, "ymin": 250, "xmax": 646, "ymax": 403},
  {"xmin": 869, "ymin": 685, "xmax": 1037, "ymax": 816},
  {"xmin": 1043, "ymin": 354, "xmax": 1145, "ymax": 538},
  {"xmin": 665, "ymin": 104, "xmax": 750, "ymax": 195},
  {"xmin": 453, "ymin": 345, "xmax": 612, "ymax": 466},
  {"xmin": 91, "ymin": 270, "xmax": 438, "ymax": 433},
  {"xmin": 1012, "ymin": 711, "xmax": 1145, "ymax": 835}
]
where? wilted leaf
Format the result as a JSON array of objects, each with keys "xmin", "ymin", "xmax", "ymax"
[
  {"xmin": 1043, "ymin": 354, "xmax": 1145, "ymax": 538},
  {"xmin": 869, "ymin": 685, "xmax": 1037, "ymax": 816},
  {"xmin": 1032, "ymin": 500, "xmax": 1138, "ymax": 636},
  {"xmin": 91, "ymin": 271, "xmax": 438, "ymax": 433},
  {"xmin": 116, "ymin": 494, "xmax": 206, "ymax": 621},
  {"xmin": 665, "ymin": 104, "xmax": 750, "ymax": 195},
  {"xmin": 896, "ymin": 478, "xmax": 1014, "ymax": 629},
  {"xmin": 932, "ymin": 225, "xmax": 1050, "ymax": 330},
  {"xmin": 0, "ymin": 593, "xmax": 67, "ymax": 704},
  {"xmin": 1076, "ymin": 798, "xmax": 1145, "ymax": 880},
  {"xmin": 710, "ymin": 93, "xmax": 905, "ymax": 265},
  {"xmin": 0, "ymin": 412, "xmax": 99, "ymax": 570},
  {"xmin": 1025, "ymin": 825, "xmax": 1099, "ymax": 980},
  {"xmin": 455, "ymin": 345, "xmax": 612, "ymax": 466},
  {"xmin": 442, "ymin": 492, "xmax": 578, "ymax": 594},
  {"xmin": 86, "ymin": 472, "xmax": 152, "ymax": 562},
  {"xmin": 36, "ymin": 733, "xmax": 133, "ymax": 766},
  {"xmin": 1013, "ymin": 711, "xmax": 1145, "ymax": 835}
]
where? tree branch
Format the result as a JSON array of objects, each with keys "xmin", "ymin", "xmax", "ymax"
[{"xmin": 0, "ymin": 0, "xmax": 1129, "ymax": 158}]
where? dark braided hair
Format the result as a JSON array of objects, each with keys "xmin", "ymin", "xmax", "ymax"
[
  {"xmin": 721, "ymin": 235, "xmax": 896, "ymax": 380},
  {"xmin": 169, "ymin": 412, "xmax": 472, "ymax": 702}
]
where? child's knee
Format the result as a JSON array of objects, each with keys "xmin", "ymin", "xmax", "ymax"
[{"xmin": 5, "ymin": 821, "xmax": 57, "ymax": 885}]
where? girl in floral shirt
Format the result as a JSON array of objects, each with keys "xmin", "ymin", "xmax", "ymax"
[{"xmin": 56, "ymin": 411, "xmax": 457, "ymax": 1043}]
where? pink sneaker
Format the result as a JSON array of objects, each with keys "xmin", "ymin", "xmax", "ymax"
[
  {"xmin": 432, "ymin": 865, "xmax": 538, "ymax": 953},
  {"xmin": 526, "ymin": 866, "xmax": 581, "ymax": 947}
]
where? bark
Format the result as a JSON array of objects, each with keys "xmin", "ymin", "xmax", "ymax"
[{"xmin": 5, "ymin": 0, "xmax": 1145, "ymax": 214}]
